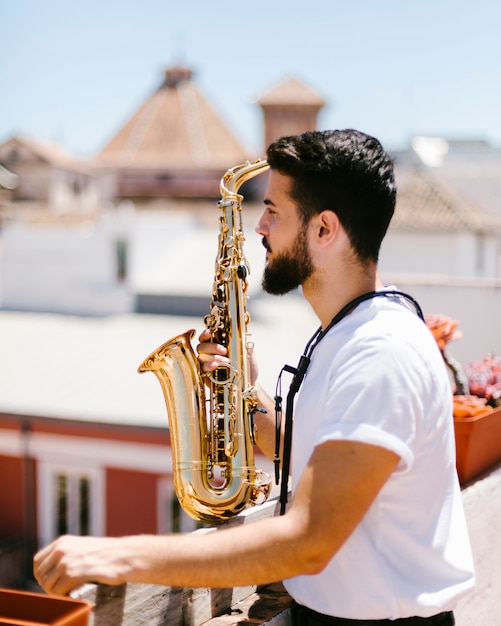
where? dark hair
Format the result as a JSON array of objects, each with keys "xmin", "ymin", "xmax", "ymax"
[{"xmin": 266, "ymin": 129, "xmax": 396, "ymax": 262}]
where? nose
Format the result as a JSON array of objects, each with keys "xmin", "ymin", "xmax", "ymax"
[{"xmin": 255, "ymin": 211, "xmax": 268, "ymax": 237}]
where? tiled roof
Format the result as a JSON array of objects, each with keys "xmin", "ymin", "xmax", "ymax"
[
  {"xmin": 0, "ymin": 136, "xmax": 91, "ymax": 173},
  {"xmin": 97, "ymin": 67, "xmax": 248, "ymax": 170},
  {"xmin": 437, "ymin": 166, "xmax": 501, "ymax": 219},
  {"xmin": 392, "ymin": 167, "xmax": 501, "ymax": 233},
  {"xmin": 257, "ymin": 77, "xmax": 325, "ymax": 107},
  {"xmin": 391, "ymin": 139, "xmax": 501, "ymax": 233}
]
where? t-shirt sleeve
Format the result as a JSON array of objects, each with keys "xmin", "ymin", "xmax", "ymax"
[{"xmin": 312, "ymin": 336, "xmax": 421, "ymax": 473}]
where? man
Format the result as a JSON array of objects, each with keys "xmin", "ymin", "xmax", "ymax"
[{"xmin": 34, "ymin": 130, "xmax": 474, "ymax": 624}]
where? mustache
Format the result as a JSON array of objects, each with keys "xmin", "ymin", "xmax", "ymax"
[{"xmin": 261, "ymin": 237, "xmax": 271, "ymax": 252}]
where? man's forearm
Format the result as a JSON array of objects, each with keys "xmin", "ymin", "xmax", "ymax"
[
  {"xmin": 120, "ymin": 517, "xmax": 302, "ymax": 588},
  {"xmin": 34, "ymin": 513, "xmax": 313, "ymax": 596},
  {"xmin": 253, "ymin": 385, "xmax": 278, "ymax": 461}
]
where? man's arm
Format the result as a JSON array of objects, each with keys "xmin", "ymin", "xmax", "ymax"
[{"xmin": 33, "ymin": 440, "xmax": 399, "ymax": 596}]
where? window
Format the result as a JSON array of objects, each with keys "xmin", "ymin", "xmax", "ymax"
[
  {"xmin": 157, "ymin": 477, "xmax": 199, "ymax": 534},
  {"xmin": 55, "ymin": 473, "xmax": 90, "ymax": 536},
  {"xmin": 38, "ymin": 463, "xmax": 104, "ymax": 546},
  {"xmin": 116, "ymin": 239, "xmax": 128, "ymax": 282}
]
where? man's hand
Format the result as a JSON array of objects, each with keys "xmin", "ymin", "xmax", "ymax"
[
  {"xmin": 33, "ymin": 535, "xmax": 130, "ymax": 596},
  {"xmin": 196, "ymin": 329, "xmax": 230, "ymax": 373},
  {"xmin": 196, "ymin": 328, "xmax": 259, "ymax": 384}
]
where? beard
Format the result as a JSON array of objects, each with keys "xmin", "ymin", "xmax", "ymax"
[{"xmin": 261, "ymin": 226, "xmax": 314, "ymax": 295}]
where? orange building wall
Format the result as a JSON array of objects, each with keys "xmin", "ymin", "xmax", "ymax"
[
  {"xmin": 0, "ymin": 455, "xmax": 25, "ymax": 539},
  {"xmin": 106, "ymin": 468, "xmax": 161, "ymax": 536},
  {"xmin": 0, "ymin": 415, "xmax": 171, "ymax": 543}
]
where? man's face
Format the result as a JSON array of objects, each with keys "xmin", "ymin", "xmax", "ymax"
[{"xmin": 255, "ymin": 171, "xmax": 314, "ymax": 295}]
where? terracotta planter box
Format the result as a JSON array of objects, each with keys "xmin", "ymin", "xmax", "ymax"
[
  {"xmin": 0, "ymin": 588, "xmax": 92, "ymax": 626},
  {"xmin": 454, "ymin": 405, "xmax": 501, "ymax": 485}
]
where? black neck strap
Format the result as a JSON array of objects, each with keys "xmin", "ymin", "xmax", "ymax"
[{"xmin": 275, "ymin": 290, "xmax": 424, "ymax": 515}]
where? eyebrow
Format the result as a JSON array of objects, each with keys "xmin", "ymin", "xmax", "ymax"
[{"xmin": 263, "ymin": 198, "xmax": 276, "ymax": 207}]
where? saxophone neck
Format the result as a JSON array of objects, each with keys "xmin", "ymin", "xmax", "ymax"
[{"xmin": 220, "ymin": 159, "xmax": 270, "ymax": 201}]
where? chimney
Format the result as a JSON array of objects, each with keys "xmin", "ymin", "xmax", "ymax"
[
  {"xmin": 162, "ymin": 66, "xmax": 194, "ymax": 88},
  {"xmin": 257, "ymin": 77, "xmax": 326, "ymax": 149}
]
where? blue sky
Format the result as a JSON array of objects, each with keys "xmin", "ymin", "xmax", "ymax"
[{"xmin": 1, "ymin": 0, "xmax": 500, "ymax": 158}]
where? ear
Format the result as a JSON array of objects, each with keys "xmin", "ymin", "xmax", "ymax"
[{"xmin": 313, "ymin": 210, "xmax": 340, "ymax": 247}]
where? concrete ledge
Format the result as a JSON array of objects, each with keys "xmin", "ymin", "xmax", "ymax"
[{"xmin": 455, "ymin": 463, "xmax": 501, "ymax": 625}]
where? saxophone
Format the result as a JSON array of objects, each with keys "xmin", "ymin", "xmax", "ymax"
[{"xmin": 138, "ymin": 159, "xmax": 271, "ymax": 525}]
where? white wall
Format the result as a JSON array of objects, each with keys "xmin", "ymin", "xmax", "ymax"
[
  {"xmin": 380, "ymin": 230, "xmax": 501, "ymax": 280},
  {"xmin": 1, "ymin": 210, "xmax": 499, "ymax": 363},
  {"xmin": 0, "ymin": 210, "xmax": 134, "ymax": 316},
  {"xmin": 382, "ymin": 274, "xmax": 501, "ymax": 365}
]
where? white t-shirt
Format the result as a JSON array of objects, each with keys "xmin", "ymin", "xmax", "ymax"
[{"xmin": 283, "ymin": 294, "xmax": 475, "ymax": 619}]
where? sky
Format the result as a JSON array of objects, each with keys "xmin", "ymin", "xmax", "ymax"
[{"xmin": 1, "ymin": 0, "xmax": 501, "ymax": 159}]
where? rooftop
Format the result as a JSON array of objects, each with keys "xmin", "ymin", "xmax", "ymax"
[
  {"xmin": 257, "ymin": 76, "xmax": 325, "ymax": 107},
  {"xmin": 392, "ymin": 138, "xmax": 501, "ymax": 233},
  {"xmin": 0, "ymin": 295, "xmax": 317, "ymax": 428},
  {"xmin": 97, "ymin": 66, "xmax": 248, "ymax": 171}
]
